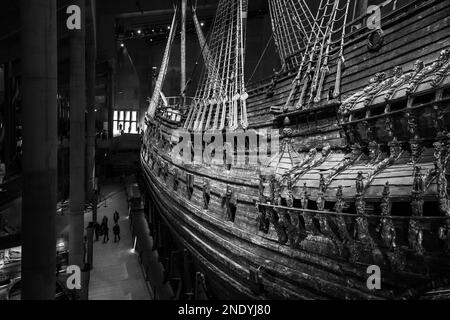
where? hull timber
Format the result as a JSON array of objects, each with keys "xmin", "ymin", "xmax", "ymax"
[{"xmin": 141, "ymin": 0, "xmax": 450, "ymax": 299}]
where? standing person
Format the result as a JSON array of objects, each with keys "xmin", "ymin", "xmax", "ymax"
[
  {"xmin": 93, "ymin": 221, "xmax": 101, "ymax": 241},
  {"xmin": 113, "ymin": 223, "xmax": 121, "ymax": 243},
  {"xmin": 113, "ymin": 210, "xmax": 119, "ymax": 224},
  {"xmin": 101, "ymin": 215, "xmax": 108, "ymax": 228},
  {"xmin": 101, "ymin": 216, "xmax": 109, "ymax": 243},
  {"xmin": 102, "ymin": 223, "xmax": 109, "ymax": 243}
]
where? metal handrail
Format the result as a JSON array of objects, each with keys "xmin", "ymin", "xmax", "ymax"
[{"xmin": 257, "ymin": 202, "xmax": 450, "ymax": 221}]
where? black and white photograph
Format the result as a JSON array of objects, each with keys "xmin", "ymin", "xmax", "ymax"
[{"xmin": 0, "ymin": 0, "xmax": 450, "ymax": 311}]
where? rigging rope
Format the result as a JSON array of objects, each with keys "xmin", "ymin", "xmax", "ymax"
[
  {"xmin": 147, "ymin": 6, "xmax": 178, "ymax": 118},
  {"xmin": 184, "ymin": 0, "xmax": 248, "ymax": 132},
  {"xmin": 246, "ymin": 34, "xmax": 274, "ymax": 86}
]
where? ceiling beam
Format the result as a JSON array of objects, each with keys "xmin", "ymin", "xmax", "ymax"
[{"xmin": 115, "ymin": 4, "xmax": 217, "ymax": 20}]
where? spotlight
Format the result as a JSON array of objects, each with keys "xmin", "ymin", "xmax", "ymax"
[
  {"xmin": 200, "ymin": 22, "xmax": 205, "ymax": 27},
  {"xmin": 137, "ymin": 29, "xmax": 141, "ymax": 34},
  {"xmin": 167, "ymin": 25, "xmax": 171, "ymax": 30},
  {"xmin": 120, "ymin": 43, "xmax": 124, "ymax": 47}
]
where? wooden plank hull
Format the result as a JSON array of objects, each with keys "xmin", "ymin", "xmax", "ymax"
[
  {"xmin": 140, "ymin": 0, "xmax": 450, "ymax": 300},
  {"xmin": 141, "ymin": 151, "xmax": 450, "ymax": 299}
]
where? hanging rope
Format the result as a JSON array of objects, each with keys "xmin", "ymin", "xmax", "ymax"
[
  {"xmin": 333, "ymin": 0, "xmax": 351, "ymax": 99},
  {"xmin": 268, "ymin": 0, "xmax": 319, "ymax": 70},
  {"xmin": 246, "ymin": 34, "xmax": 274, "ymax": 86},
  {"xmin": 184, "ymin": 0, "xmax": 248, "ymax": 132},
  {"xmin": 147, "ymin": 6, "xmax": 178, "ymax": 118}
]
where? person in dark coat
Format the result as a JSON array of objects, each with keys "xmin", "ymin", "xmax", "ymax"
[
  {"xmin": 101, "ymin": 216, "xmax": 108, "ymax": 231},
  {"xmin": 113, "ymin": 211, "xmax": 120, "ymax": 224},
  {"xmin": 113, "ymin": 223, "xmax": 121, "ymax": 242},
  {"xmin": 102, "ymin": 224, "xmax": 109, "ymax": 243},
  {"xmin": 94, "ymin": 221, "xmax": 101, "ymax": 241},
  {"xmin": 101, "ymin": 216, "xmax": 109, "ymax": 243}
]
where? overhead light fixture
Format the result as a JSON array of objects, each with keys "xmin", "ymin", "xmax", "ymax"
[
  {"xmin": 120, "ymin": 43, "xmax": 124, "ymax": 47},
  {"xmin": 137, "ymin": 29, "xmax": 141, "ymax": 34}
]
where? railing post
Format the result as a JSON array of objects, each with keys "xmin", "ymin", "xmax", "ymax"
[
  {"xmin": 333, "ymin": 186, "xmax": 351, "ymax": 243},
  {"xmin": 300, "ymin": 182, "xmax": 319, "ymax": 236},
  {"xmin": 377, "ymin": 182, "xmax": 396, "ymax": 250},
  {"xmin": 408, "ymin": 166, "xmax": 425, "ymax": 255}
]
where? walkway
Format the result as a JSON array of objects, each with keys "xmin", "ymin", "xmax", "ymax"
[{"xmin": 81, "ymin": 183, "xmax": 151, "ymax": 300}]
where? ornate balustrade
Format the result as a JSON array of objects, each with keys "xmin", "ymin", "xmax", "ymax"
[
  {"xmin": 155, "ymin": 96, "xmax": 195, "ymax": 124},
  {"xmin": 256, "ymin": 178, "xmax": 450, "ymax": 267}
]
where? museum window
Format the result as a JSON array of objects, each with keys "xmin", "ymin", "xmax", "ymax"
[{"xmin": 113, "ymin": 110, "xmax": 139, "ymax": 136}]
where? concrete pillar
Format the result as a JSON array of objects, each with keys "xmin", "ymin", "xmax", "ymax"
[
  {"xmin": 20, "ymin": 0, "xmax": 57, "ymax": 300},
  {"xmin": 86, "ymin": 0, "xmax": 97, "ymax": 202},
  {"xmin": 85, "ymin": 0, "xmax": 97, "ymax": 277},
  {"xmin": 69, "ymin": 0, "xmax": 86, "ymax": 282}
]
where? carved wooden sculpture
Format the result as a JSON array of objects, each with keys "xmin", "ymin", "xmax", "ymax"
[
  {"xmin": 354, "ymin": 175, "xmax": 375, "ymax": 250},
  {"xmin": 316, "ymin": 174, "xmax": 337, "ymax": 241},
  {"xmin": 324, "ymin": 143, "xmax": 362, "ymax": 190},
  {"xmin": 333, "ymin": 186, "xmax": 351, "ymax": 243},
  {"xmin": 407, "ymin": 49, "xmax": 450, "ymax": 95},
  {"xmin": 354, "ymin": 197, "xmax": 374, "ymax": 248},
  {"xmin": 355, "ymin": 171, "xmax": 365, "ymax": 196},
  {"xmin": 257, "ymin": 175, "xmax": 270, "ymax": 233},
  {"xmin": 284, "ymin": 176, "xmax": 301, "ymax": 247},
  {"xmin": 339, "ymin": 72, "xmax": 387, "ymax": 115},
  {"xmin": 202, "ymin": 179, "xmax": 211, "ymax": 209},
  {"xmin": 365, "ymin": 138, "xmax": 402, "ymax": 190},
  {"xmin": 287, "ymin": 144, "xmax": 332, "ymax": 185},
  {"xmin": 186, "ymin": 174, "xmax": 194, "ymax": 200},
  {"xmin": 173, "ymin": 168, "xmax": 179, "ymax": 191},
  {"xmin": 433, "ymin": 141, "xmax": 450, "ymax": 253},
  {"xmin": 286, "ymin": 176, "xmax": 294, "ymax": 208},
  {"xmin": 432, "ymin": 49, "xmax": 450, "ymax": 87},
  {"xmin": 433, "ymin": 105, "xmax": 447, "ymax": 138},
  {"xmin": 377, "ymin": 182, "xmax": 396, "ymax": 250},
  {"xmin": 221, "ymin": 185, "xmax": 237, "ymax": 222},
  {"xmin": 300, "ymin": 183, "xmax": 319, "ymax": 236},
  {"xmin": 408, "ymin": 166, "xmax": 425, "ymax": 255},
  {"xmin": 194, "ymin": 272, "xmax": 209, "ymax": 300}
]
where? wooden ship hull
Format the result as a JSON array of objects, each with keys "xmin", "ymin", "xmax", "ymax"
[{"xmin": 140, "ymin": 0, "xmax": 450, "ymax": 299}]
